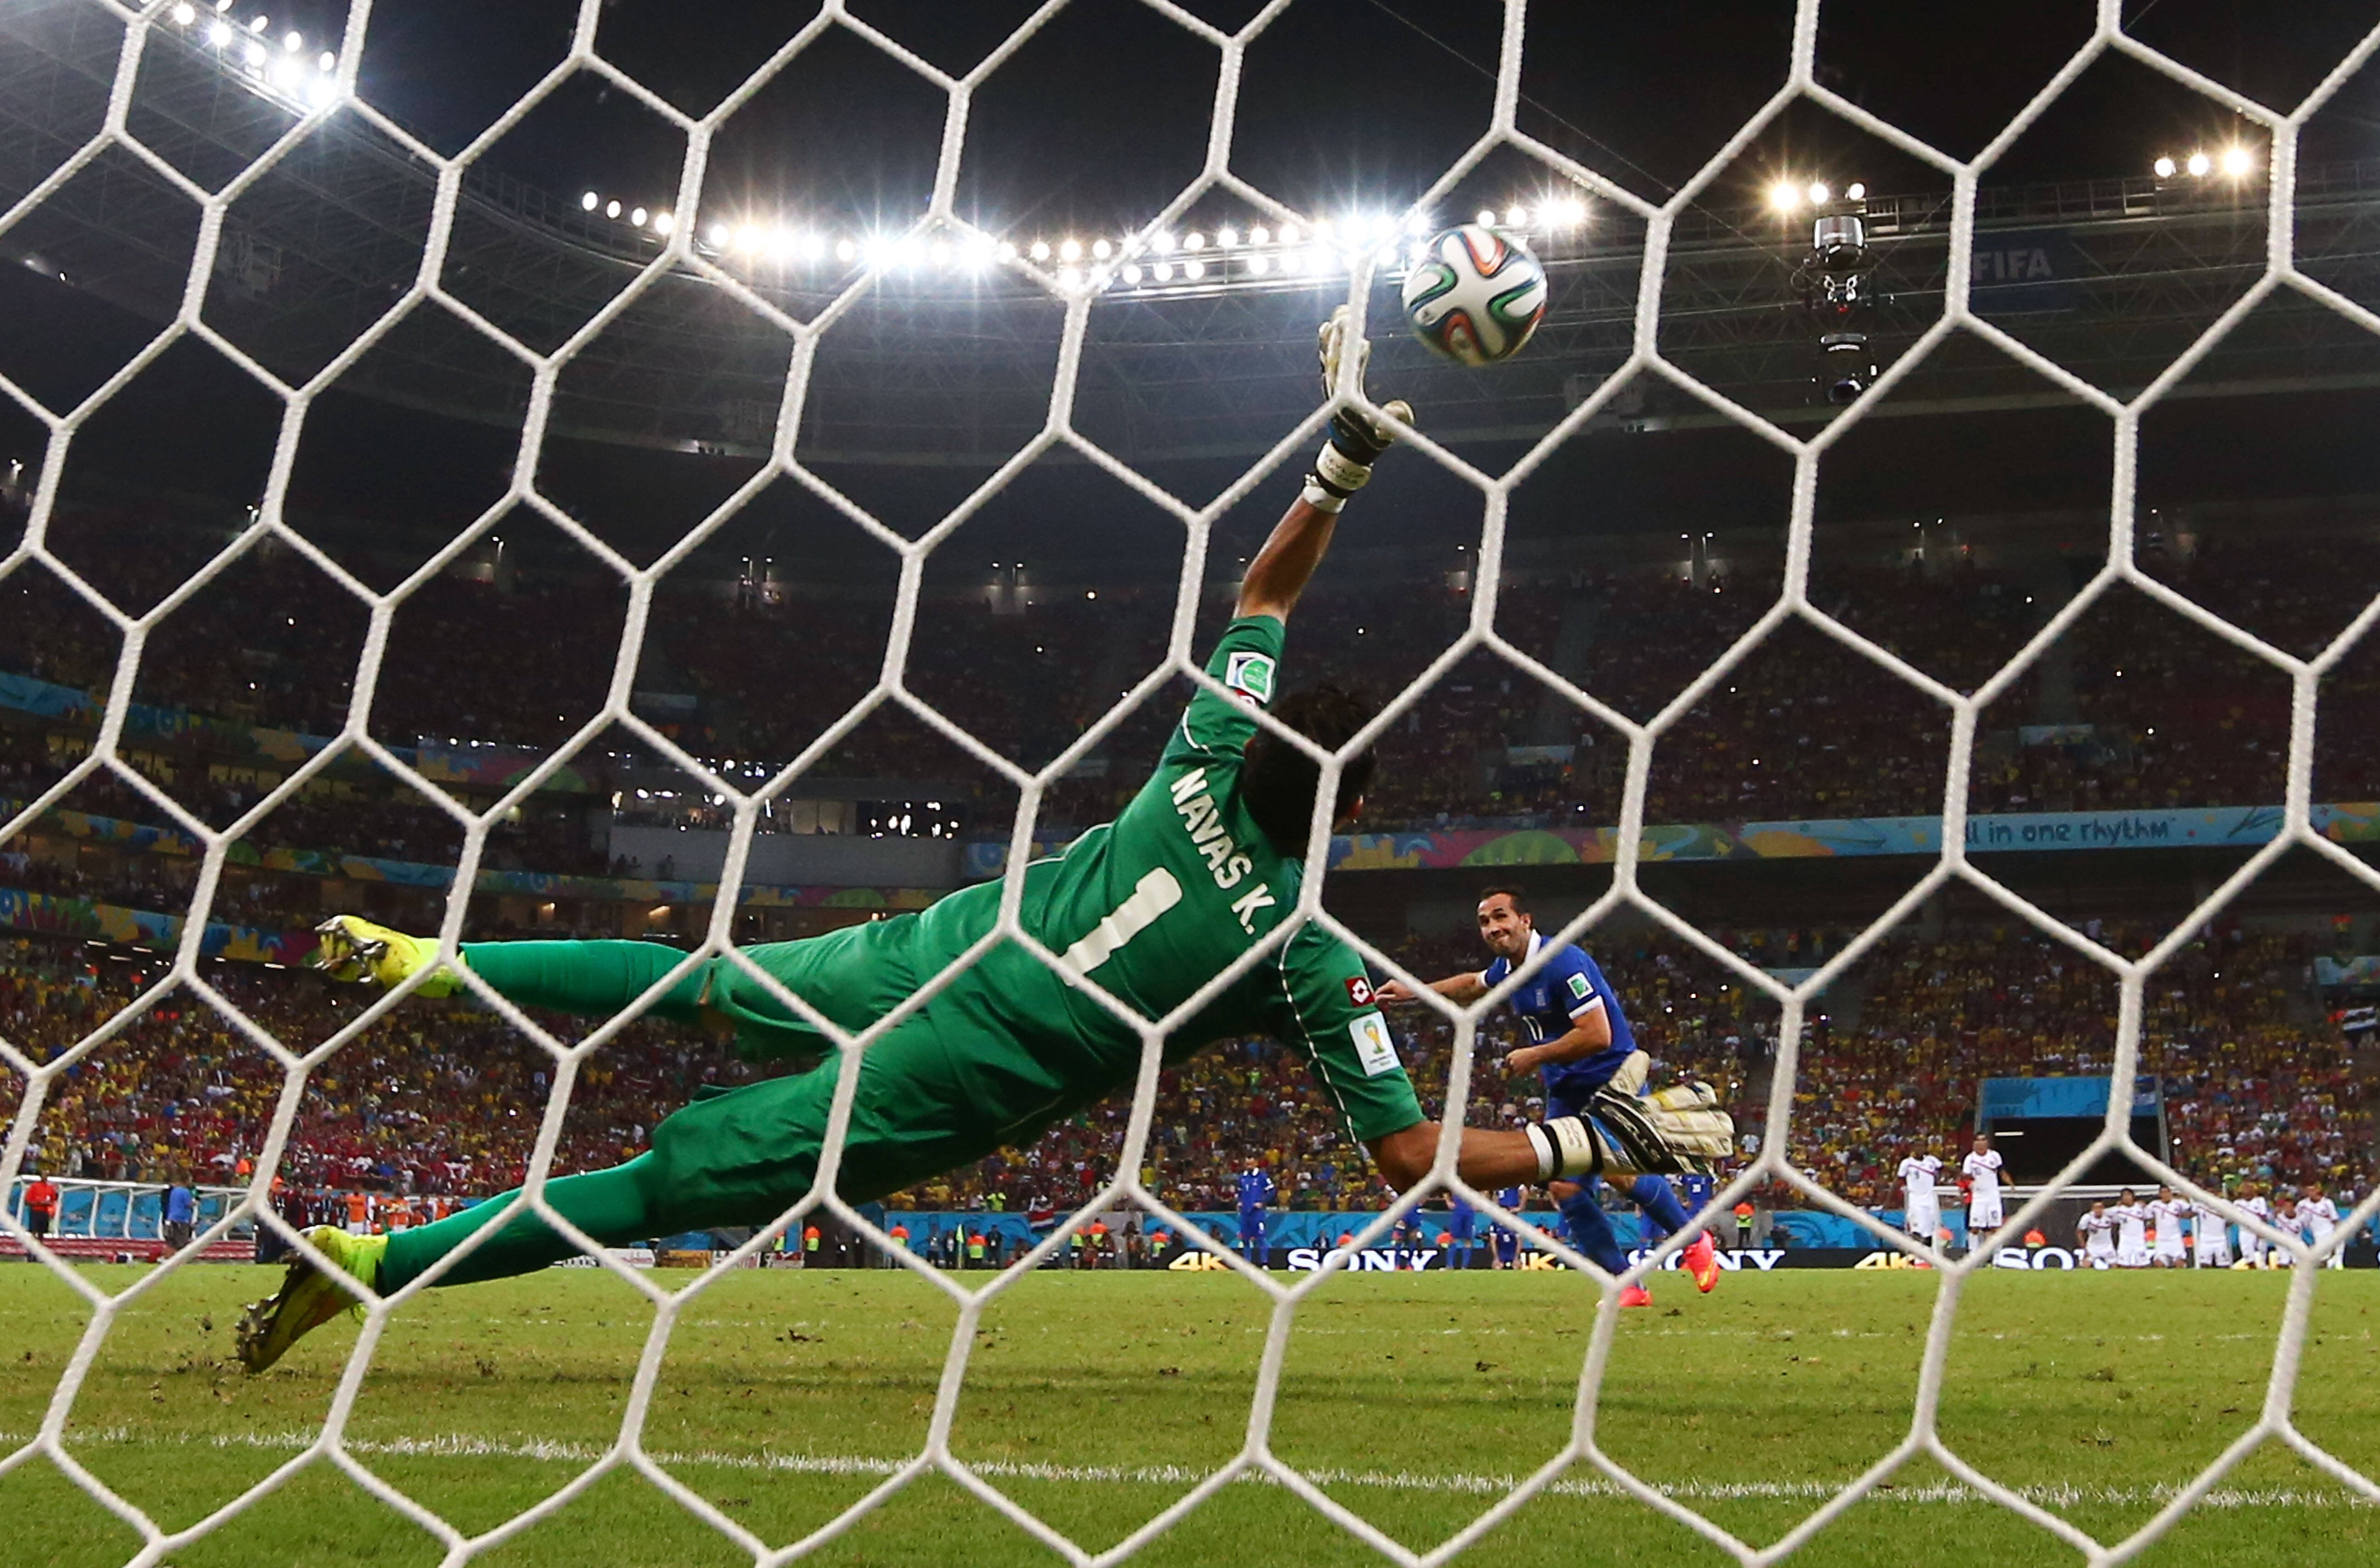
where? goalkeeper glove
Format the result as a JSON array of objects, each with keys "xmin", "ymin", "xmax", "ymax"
[
  {"xmin": 1527, "ymin": 1082, "xmax": 1737, "ymax": 1182},
  {"xmin": 312, "ymin": 915, "xmax": 464, "ymax": 998},
  {"xmin": 1304, "ymin": 305, "xmax": 1413, "ymax": 513}
]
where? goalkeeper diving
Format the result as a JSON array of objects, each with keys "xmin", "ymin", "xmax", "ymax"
[{"xmin": 237, "ymin": 310, "xmax": 1735, "ymax": 1371}]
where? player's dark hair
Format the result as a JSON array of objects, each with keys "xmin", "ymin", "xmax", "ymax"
[
  {"xmin": 1241, "ymin": 685, "xmax": 1377, "ymax": 854},
  {"xmin": 1478, "ymin": 885, "xmax": 1529, "ymax": 915}
]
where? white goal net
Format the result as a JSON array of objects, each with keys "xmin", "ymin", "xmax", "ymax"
[{"xmin": 4, "ymin": 0, "xmax": 2380, "ymax": 1563}]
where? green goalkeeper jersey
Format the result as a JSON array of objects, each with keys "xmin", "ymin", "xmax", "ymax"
[{"xmin": 704, "ymin": 615, "xmax": 1423, "ymax": 1146}]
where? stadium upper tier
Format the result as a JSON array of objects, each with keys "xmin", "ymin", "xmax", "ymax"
[{"xmin": 12, "ymin": 1, "xmax": 2380, "ymax": 462}]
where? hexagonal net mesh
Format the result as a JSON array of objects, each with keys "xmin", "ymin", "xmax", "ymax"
[{"xmin": 4, "ymin": 0, "xmax": 2380, "ymax": 1563}]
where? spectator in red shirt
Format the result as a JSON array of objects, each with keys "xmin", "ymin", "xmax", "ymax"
[{"xmin": 23, "ymin": 1172, "xmax": 60, "ymax": 1240}]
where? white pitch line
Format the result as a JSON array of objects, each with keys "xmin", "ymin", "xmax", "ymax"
[{"xmin": 10, "ymin": 1429, "xmax": 2374, "ymax": 1510}]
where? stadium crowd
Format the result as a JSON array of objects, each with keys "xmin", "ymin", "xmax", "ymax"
[{"xmin": 2, "ymin": 914, "xmax": 2359, "ymax": 1226}]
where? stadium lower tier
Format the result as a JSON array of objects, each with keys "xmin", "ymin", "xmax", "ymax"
[{"xmin": 0, "ymin": 914, "xmax": 2363, "ymax": 1217}]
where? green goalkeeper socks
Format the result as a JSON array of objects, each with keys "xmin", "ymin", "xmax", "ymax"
[
  {"xmin": 460, "ymin": 939, "xmax": 710, "ymax": 1022},
  {"xmin": 380, "ymin": 1155, "xmax": 672, "ymax": 1291}
]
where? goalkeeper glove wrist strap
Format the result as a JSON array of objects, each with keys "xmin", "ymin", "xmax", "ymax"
[{"xmin": 1527, "ymin": 1115, "xmax": 1605, "ymax": 1181}]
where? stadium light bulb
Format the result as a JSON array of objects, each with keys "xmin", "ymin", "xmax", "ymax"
[
  {"xmin": 605, "ymin": 199, "xmax": 622, "ymax": 219},
  {"xmin": 208, "ymin": 19, "xmax": 231, "ymax": 44},
  {"xmin": 2221, "ymin": 145, "xmax": 2254, "ymax": 178},
  {"xmin": 1768, "ymin": 181, "xmax": 1801, "ymax": 212},
  {"xmin": 306, "ymin": 72, "xmax": 337, "ymax": 106},
  {"xmin": 1404, "ymin": 209, "xmax": 1431, "ymax": 235},
  {"xmin": 1476, "ymin": 207, "xmax": 1496, "ymax": 227},
  {"xmin": 2186, "ymin": 151, "xmax": 2212, "ymax": 176},
  {"xmin": 171, "ymin": 2, "xmax": 196, "ymax": 23},
  {"xmin": 705, "ymin": 221, "xmax": 728, "ymax": 247},
  {"xmin": 630, "ymin": 207, "xmax": 648, "ymax": 228},
  {"xmin": 1029, "ymin": 239, "xmax": 1051, "ymax": 261},
  {"xmin": 244, "ymin": 38, "xmax": 265, "ymax": 64},
  {"xmin": 1152, "ymin": 260, "xmax": 1174, "ymax": 282},
  {"xmin": 1058, "ymin": 237, "xmax": 1081, "ymax": 262},
  {"xmin": 930, "ymin": 238, "xmax": 952, "ymax": 267},
  {"xmin": 769, "ymin": 227, "xmax": 797, "ymax": 261},
  {"xmin": 1505, "ymin": 204, "xmax": 1527, "ymax": 226},
  {"xmin": 1249, "ymin": 224, "xmax": 1270, "ymax": 246},
  {"xmin": 1246, "ymin": 252, "xmax": 1270, "ymax": 276},
  {"xmin": 1844, "ymin": 182, "xmax": 1866, "ymax": 202},
  {"xmin": 283, "ymin": 29, "xmax": 302, "ymax": 50},
  {"xmin": 1278, "ymin": 222, "xmax": 1299, "ymax": 244},
  {"xmin": 1217, "ymin": 226, "xmax": 1238, "ymax": 248},
  {"xmin": 1806, "ymin": 181, "xmax": 1830, "ymax": 205},
  {"xmin": 732, "ymin": 225, "xmax": 760, "ymax": 253},
  {"xmin": 1184, "ymin": 231, "xmax": 1206, "ymax": 251},
  {"xmin": 1550, "ymin": 197, "xmax": 1588, "ymax": 227},
  {"xmin": 997, "ymin": 241, "xmax": 1018, "ymax": 261},
  {"xmin": 894, "ymin": 236, "xmax": 926, "ymax": 269},
  {"xmin": 1183, "ymin": 258, "xmax": 1206, "ymax": 280},
  {"xmin": 1152, "ymin": 231, "xmax": 1176, "ymax": 254},
  {"xmin": 267, "ymin": 55, "xmax": 301, "ymax": 89},
  {"xmin": 1057, "ymin": 265, "xmax": 1081, "ymax": 289},
  {"xmin": 249, "ymin": 14, "xmax": 268, "ymax": 33},
  {"xmin": 581, "ymin": 190, "xmax": 599, "ymax": 212},
  {"xmin": 654, "ymin": 210, "xmax": 674, "ymax": 235},
  {"xmin": 1091, "ymin": 237, "xmax": 1112, "ymax": 259},
  {"xmin": 1120, "ymin": 263, "xmax": 1142, "ymax": 285},
  {"xmin": 319, "ymin": 50, "xmax": 334, "ymax": 71},
  {"xmin": 2153, "ymin": 155, "xmax": 2178, "ymax": 179}
]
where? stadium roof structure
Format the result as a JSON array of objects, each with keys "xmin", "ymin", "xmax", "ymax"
[{"xmin": 9, "ymin": 2, "xmax": 2380, "ymax": 468}]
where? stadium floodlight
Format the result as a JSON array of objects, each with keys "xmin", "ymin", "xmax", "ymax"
[
  {"xmin": 1028, "ymin": 239, "xmax": 1051, "ymax": 261},
  {"xmin": 249, "ymin": 13, "xmax": 267, "ymax": 33},
  {"xmin": 2186, "ymin": 150, "xmax": 2212, "ymax": 176},
  {"xmin": 244, "ymin": 39, "xmax": 265, "ymax": 64},
  {"xmin": 1505, "ymin": 204, "xmax": 1527, "ymax": 226},
  {"xmin": 1844, "ymin": 182, "xmax": 1866, "ymax": 202},
  {"xmin": 930, "ymin": 238, "xmax": 952, "ymax": 267},
  {"xmin": 731, "ymin": 224, "xmax": 760, "ymax": 252},
  {"xmin": 2154, "ymin": 155, "xmax": 2178, "ymax": 178},
  {"xmin": 1058, "ymin": 237, "xmax": 1081, "ymax": 262},
  {"xmin": 1476, "ymin": 207, "xmax": 1496, "ymax": 227},
  {"xmin": 171, "ymin": 2, "xmax": 196, "ymax": 23},
  {"xmin": 704, "ymin": 221, "xmax": 728, "ymax": 246},
  {"xmin": 1184, "ymin": 230, "xmax": 1206, "ymax": 251},
  {"xmin": 1807, "ymin": 181, "xmax": 1830, "ymax": 205},
  {"xmin": 319, "ymin": 50, "xmax": 334, "ymax": 71},
  {"xmin": 630, "ymin": 207, "xmax": 647, "ymax": 228},
  {"xmin": 208, "ymin": 18, "xmax": 230, "ymax": 45},
  {"xmin": 1549, "ymin": 197, "xmax": 1588, "ymax": 227},
  {"xmin": 283, "ymin": 29, "xmax": 301, "ymax": 50},
  {"xmin": 1769, "ymin": 180, "xmax": 1802, "ymax": 212},
  {"xmin": 654, "ymin": 210, "xmax": 674, "ymax": 235},
  {"xmin": 1246, "ymin": 253, "xmax": 1270, "ymax": 276},
  {"xmin": 1217, "ymin": 226, "xmax": 1238, "ymax": 248},
  {"xmin": 1248, "ymin": 224, "xmax": 1270, "ymax": 246},
  {"xmin": 580, "ymin": 191, "xmax": 598, "ymax": 212},
  {"xmin": 604, "ymin": 200, "xmax": 622, "ymax": 219},
  {"xmin": 1183, "ymin": 258, "xmax": 1205, "ymax": 280},
  {"xmin": 996, "ymin": 240, "xmax": 1017, "ymax": 260},
  {"xmin": 1151, "ymin": 230, "xmax": 1176, "ymax": 253},
  {"xmin": 1151, "ymin": 260, "xmax": 1174, "ymax": 282},
  {"xmin": 1056, "ymin": 265, "xmax": 1081, "ymax": 289},
  {"xmin": 1404, "ymin": 209, "xmax": 1432, "ymax": 235},
  {"xmin": 1091, "ymin": 238, "xmax": 1112, "ymax": 259},
  {"xmin": 306, "ymin": 72, "xmax": 337, "ymax": 107},
  {"xmin": 1119, "ymin": 263, "xmax": 1141, "ymax": 285},
  {"xmin": 2221, "ymin": 145, "xmax": 2254, "ymax": 178}
]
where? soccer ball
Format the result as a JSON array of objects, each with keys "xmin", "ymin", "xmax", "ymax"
[{"xmin": 1400, "ymin": 224, "xmax": 1548, "ymax": 365}]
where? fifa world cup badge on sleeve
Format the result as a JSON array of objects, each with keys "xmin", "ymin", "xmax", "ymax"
[
  {"xmin": 1224, "ymin": 650, "xmax": 1275, "ymax": 706},
  {"xmin": 1349, "ymin": 1012, "xmax": 1399, "ymax": 1077}
]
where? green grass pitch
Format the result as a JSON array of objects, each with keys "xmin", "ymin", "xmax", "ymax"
[{"xmin": 2, "ymin": 1263, "xmax": 2377, "ymax": 1566}]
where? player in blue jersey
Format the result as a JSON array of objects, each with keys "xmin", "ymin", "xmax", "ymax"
[
  {"xmin": 1381, "ymin": 887, "xmax": 1722, "ymax": 1306},
  {"xmin": 1235, "ymin": 1164, "xmax": 1276, "ymax": 1263},
  {"xmin": 1491, "ymin": 1184, "xmax": 1525, "ymax": 1268},
  {"xmin": 1446, "ymin": 1189, "xmax": 1477, "ymax": 1268}
]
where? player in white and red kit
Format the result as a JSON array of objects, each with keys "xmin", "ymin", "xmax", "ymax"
[
  {"xmin": 1960, "ymin": 1134, "xmax": 2004, "ymax": 1237},
  {"xmin": 2191, "ymin": 1189, "xmax": 2232, "ymax": 1268},
  {"xmin": 1899, "ymin": 1153, "xmax": 1943, "ymax": 1246},
  {"xmin": 2112, "ymin": 1188, "xmax": 2150, "ymax": 1268},
  {"xmin": 2238, "ymin": 1182, "xmax": 2272, "ymax": 1267},
  {"xmin": 2297, "ymin": 1185, "xmax": 2343, "ymax": 1269},
  {"xmin": 2077, "ymin": 1200, "xmax": 2116, "ymax": 1269},
  {"xmin": 2148, "ymin": 1184, "xmax": 2190, "ymax": 1268}
]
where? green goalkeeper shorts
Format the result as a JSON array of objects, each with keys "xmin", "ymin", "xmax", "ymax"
[{"xmin": 652, "ymin": 919, "xmax": 1106, "ymax": 1214}]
